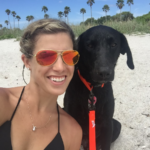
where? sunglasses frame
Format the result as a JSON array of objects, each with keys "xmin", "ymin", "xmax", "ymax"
[{"xmin": 28, "ymin": 49, "xmax": 80, "ymax": 66}]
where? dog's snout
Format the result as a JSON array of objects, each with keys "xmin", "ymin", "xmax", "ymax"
[
  {"xmin": 97, "ymin": 67, "xmax": 111, "ymax": 78},
  {"xmin": 99, "ymin": 71, "xmax": 111, "ymax": 78}
]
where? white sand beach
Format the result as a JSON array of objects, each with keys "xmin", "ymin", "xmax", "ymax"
[{"xmin": 0, "ymin": 34, "xmax": 150, "ymax": 150}]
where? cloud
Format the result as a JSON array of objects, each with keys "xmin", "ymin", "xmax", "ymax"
[{"xmin": 59, "ymin": 0, "xmax": 62, "ymax": 3}]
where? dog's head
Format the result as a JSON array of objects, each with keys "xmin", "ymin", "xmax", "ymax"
[{"xmin": 76, "ymin": 25, "xmax": 134, "ymax": 87}]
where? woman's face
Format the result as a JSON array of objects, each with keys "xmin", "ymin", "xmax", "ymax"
[{"xmin": 29, "ymin": 32, "xmax": 74, "ymax": 95}]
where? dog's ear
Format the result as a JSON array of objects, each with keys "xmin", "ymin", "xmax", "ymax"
[{"xmin": 120, "ymin": 33, "xmax": 134, "ymax": 69}]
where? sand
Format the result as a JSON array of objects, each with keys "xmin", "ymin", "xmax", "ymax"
[{"xmin": 0, "ymin": 34, "xmax": 150, "ymax": 150}]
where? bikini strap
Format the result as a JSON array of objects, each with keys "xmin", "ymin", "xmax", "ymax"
[
  {"xmin": 10, "ymin": 86, "xmax": 25, "ymax": 121},
  {"xmin": 57, "ymin": 103, "xmax": 60, "ymax": 133}
]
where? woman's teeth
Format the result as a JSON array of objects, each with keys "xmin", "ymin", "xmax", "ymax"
[{"xmin": 51, "ymin": 77, "xmax": 65, "ymax": 82}]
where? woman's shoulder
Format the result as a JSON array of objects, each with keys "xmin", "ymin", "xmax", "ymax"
[
  {"xmin": 59, "ymin": 107, "xmax": 82, "ymax": 150},
  {"xmin": 59, "ymin": 107, "xmax": 82, "ymax": 132},
  {"xmin": 0, "ymin": 86, "xmax": 24, "ymax": 126}
]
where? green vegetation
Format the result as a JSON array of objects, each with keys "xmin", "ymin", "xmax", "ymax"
[
  {"xmin": 0, "ymin": 28, "xmax": 23, "ymax": 40},
  {"xmin": 103, "ymin": 20, "xmax": 150, "ymax": 34},
  {"xmin": 127, "ymin": 0, "xmax": 134, "ymax": 12},
  {"xmin": 135, "ymin": 12, "xmax": 150, "ymax": 24},
  {"xmin": 44, "ymin": 14, "xmax": 49, "ymax": 19},
  {"xmin": 87, "ymin": 0, "xmax": 95, "ymax": 25},
  {"xmin": 71, "ymin": 20, "xmax": 150, "ymax": 37},
  {"xmin": 71, "ymin": 24, "xmax": 92, "ymax": 37},
  {"xmin": 102, "ymin": 5, "xmax": 110, "ymax": 22},
  {"xmin": 80, "ymin": 8, "xmax": 86, "ymax": 22},
  {"xmin": 0, "ymin": 16, "xmax": 150, "ymax": 40},
  {"xmin": 5, "ymin": 20, "xmax": 9, "ymax": 28},
  {"xmin": 26, "ymin": 15, "xmax": 34, "ymax": 23},
  {"xmin": 116, "ymin": 0, "xmax": 125, "ymax": 21},
  {"xmin": 42, "ymin": 6, "xmax": 48, "ymax": 18},
  {"xmin": 11, "ymin": 11, "xmax": 16, "ymax": 29},
  {"xmin": 58, "ymin": 11, "xmax": 64, "ymax": 20},
  {"xmin": 5, "ymin": 9, "xmax": 11, "ymax": 29},
  {"xmin": 16, "ymin": 15, "xmax": 21, "ymax": 28},
  {"xmin": 0, "ymin": 1, "xmax": 150, "ymax": 40},
  {"xmin": 72, "ymin": 11, "xmax": 150, "ymax": 36},
  {"xmin": 0, "ymin": 24, "xmax": 2, "ymax": 29},
  {"xmin": 64, "ymin": 6, "xmax": 71, "ymax": 23}
]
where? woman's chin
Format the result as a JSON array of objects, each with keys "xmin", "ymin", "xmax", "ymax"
[{"xmin": 46, "ymin": 86, "xmax": 66, "ymax": 96}]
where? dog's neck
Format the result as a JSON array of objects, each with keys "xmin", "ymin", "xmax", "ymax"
[{"xmin": 77, "ymin": 69, "xmax": 104, "ymax": 90}]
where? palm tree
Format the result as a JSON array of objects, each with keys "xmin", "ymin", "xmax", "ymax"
[
  {"xmin": 102, "ymin": 5, "xmax": 110, "ymax": 22},
  {"xmin": 58, "ymin": 11, "xmax": 64, "ymax": 20},
  {"xmin": 11, "ymin": 11, "xmax": 16, "ymax": 29},
  {"xmin": 44, "ymin": 14, "xmax": 49, "ymax": 19},
  {"xmin": 80, "ymin": 8, "xmax": 86, "ymax": 22},
  {"xmin": 30, "ymin": 15, "xmax": 34, "ymax": 22},
  {"xmin": 16, "ymin": 15, "xmax": 21, "ymax": 28},
  {"xmin": 64, "ymin": 6, "xmax": 71, "ymax": 23},
  {"xmin": 87, "ymin": 0, "xmax": 95, "ymax": 25},
  {"xmin": 5, "ymin": 20, "xmax": 9, "ymax": 28},
  {"xmin": 127, "ymin": 0, "xmax": 134, "ymax": 12},
  {"xmin": 0, "ymin": 24, "xmax": 2, "ymax": 29},
  {"xmin": 42, "ymin": 6, "xmax": 48, "ymax": 18},
  {"xmin": 116, "ymin": 0, "xmax": 125, "ymax": 21},
  {"xmin": 5, "ymin": 9, "xmax": 11, "ymax": 29},
  {"xmin": 26, "ymin": 16, "xmax": 31, "ymax": 23}
]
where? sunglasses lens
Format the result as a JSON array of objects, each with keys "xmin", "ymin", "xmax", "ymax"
[
  {"xmin": 63, "ymin": 50, "xmax": 79, "ymax": 65},
  {"xmin": 36, "ymin": 50, "xmax": 57, "ymax": 66}
]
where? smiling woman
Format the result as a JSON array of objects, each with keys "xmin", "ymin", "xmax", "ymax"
[{"xmin": 0, "ymin": 19, "xmax": 82, "ymax": 150}]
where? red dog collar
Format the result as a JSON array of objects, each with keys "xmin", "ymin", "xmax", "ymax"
[{"xmin": 77, "ymin": 69, "xmax": 104, "ymax": 90}]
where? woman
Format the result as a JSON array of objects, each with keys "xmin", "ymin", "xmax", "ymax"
[{"xmin": 0, "ymin": 19, "xmax": 82, "ymax": 150}]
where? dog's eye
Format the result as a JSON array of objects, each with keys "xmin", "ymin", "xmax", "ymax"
[{"xmin": 111, "ymin": 43, "xmax": 117, "ymax": 47}]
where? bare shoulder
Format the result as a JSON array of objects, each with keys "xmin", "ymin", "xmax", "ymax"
[
  {"xmin": 59, "ymin": 106, "xmax": 83, "ymax": 150},
  {"xmin": 0, "ymin": 86, "xmax": 24, "ymax": 126}
]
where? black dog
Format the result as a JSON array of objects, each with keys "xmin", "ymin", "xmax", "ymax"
[{"xmin": 64, "ymin": 25, "xmax": 134, "ymax": 150}]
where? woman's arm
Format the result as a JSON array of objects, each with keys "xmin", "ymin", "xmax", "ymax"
[
  {"xmin": 59, "ymin": 108, "xmax": 83, "ymax": 150},
  {"xmin": 68, "ymin": 122, "xmax": 82, "ymax": 150},
  {"xmin": 0, "ymin": 88, "xmax": 11, "ymax": 126}
]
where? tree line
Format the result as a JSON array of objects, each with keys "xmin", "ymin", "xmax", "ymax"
[{"xmin": 0, "ymin": 0, "xmax": 149, "ymax": 30}]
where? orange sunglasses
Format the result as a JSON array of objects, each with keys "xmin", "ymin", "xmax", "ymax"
[{"xmin": 28, "ymin": 50, "xmax": 80, "ymax": 66}]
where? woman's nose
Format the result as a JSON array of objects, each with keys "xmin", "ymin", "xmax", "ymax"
[{"xmin": 52, "ymin": 55, "xmax": 65, "ymax": 71}]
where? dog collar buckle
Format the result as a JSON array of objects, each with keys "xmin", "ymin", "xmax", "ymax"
[{"xmin": 88, "ymin": 91, "xmax": 97, "ymax": 110}]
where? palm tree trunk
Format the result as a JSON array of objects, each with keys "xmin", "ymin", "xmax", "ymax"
[
  {"xmin": 14, "ymin": 17, "xmax": 15, "ymax": 29},
  {"xmin": 8, "ymin": 15, "xmax": 11, "ymax": 29},
  {"xmin": 18, "ymin": 20, "xmax": 19, "ymax": 28},
  {"xmin": 130, "ymin": 5, "xmax": 131, "ymax": 12},
  {"xmin": 14, "ymin": 18, "xmax": 15, "ymax": 29},
  {"xmin": 91, "ymin": 6, "xmax": 92, "ymax": 25},
  {"xmin": 120, "ymin": 9, "xmax": 121, "ymax": 21},
  {"xmin": 106, "ymin": 12, "xmax": 107, "ymax": 22},
  {"xmin": 65, "ymin": 16, "xmax": 67, "ymax": 23},
  {"xmin": 83, "ymin": 14, "xmax": 84, "ymax": 22}
]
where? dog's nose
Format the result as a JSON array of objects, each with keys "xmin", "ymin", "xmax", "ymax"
[
  {"xmin": 99, "ymin": 71, "xmax": 111, "ymax": 78},
  {"xmin": 97, "ymin": 67, "xmax": 111, "ymax": 78}
]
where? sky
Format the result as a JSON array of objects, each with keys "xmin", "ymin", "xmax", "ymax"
[{"xmin": 0, "ymin": 0, "xmax": 150, "ymax": 29}]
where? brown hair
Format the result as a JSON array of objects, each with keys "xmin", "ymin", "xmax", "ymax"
[{"xmin": 20, "ymin": 18, "xmax": 75, "ymax": 59}]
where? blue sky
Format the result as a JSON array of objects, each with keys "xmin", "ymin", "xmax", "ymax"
[{"xmin": 0, "ymin": 0, "xmax": 150, "ymax": 29}]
